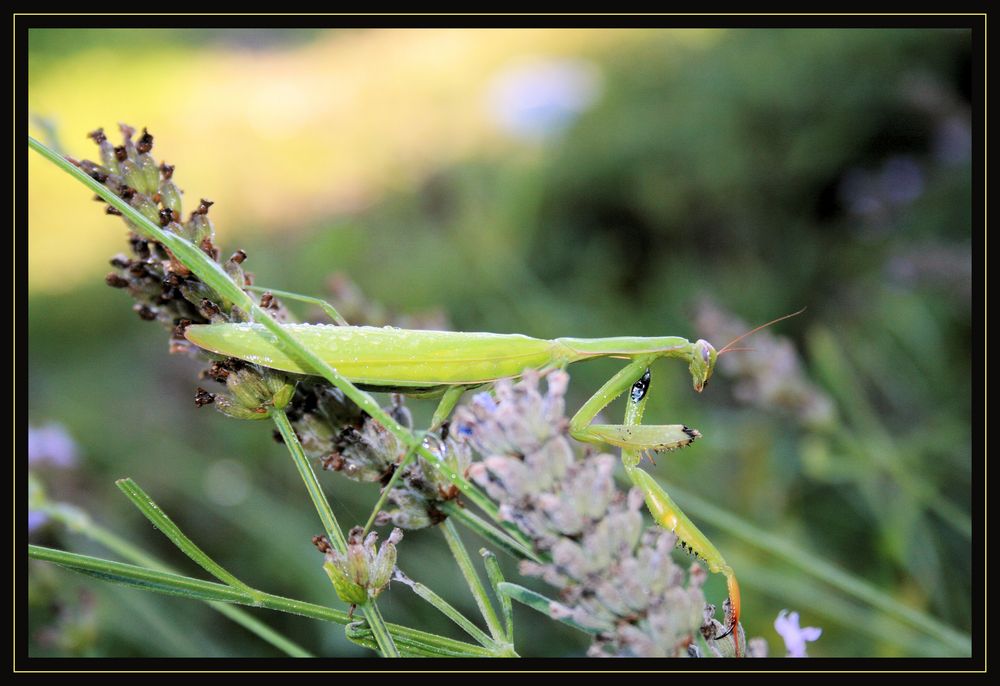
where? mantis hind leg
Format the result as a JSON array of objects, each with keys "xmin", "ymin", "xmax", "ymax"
[
  {"xmin": 431, "ymin": 384, "xmax": 469, "ymax": 431},
  {"xmin": 247, "ymin": 285, "xmax": 349, "ymax": 326},
  {"xmin": 568, "ymin": 357, "xmax": 700, "ymax": 460}
]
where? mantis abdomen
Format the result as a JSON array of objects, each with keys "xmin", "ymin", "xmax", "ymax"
[{"xmin": 185, "ymin": 323, "xmax": 564, "ymax": 386}]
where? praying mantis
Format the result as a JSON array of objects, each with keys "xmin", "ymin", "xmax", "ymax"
[
  {"xmin": 186, "ymin": 300, "xmax": 804, "ymax": 656},
  {"xmin": 26, "ymin": 130, "xmax": 799, "ymax": 657}
]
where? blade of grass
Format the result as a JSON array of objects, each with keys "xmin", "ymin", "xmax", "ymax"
[
  {"xmin": 729, "ymin": 551, "xmax": 954, "ymax": 657},
  {"xmin": 30, "ymin": 545, "xmax": 488, "ymax": 657},
  {"xmin": 441, "ymin": 519, "xmax": 505, "ymax": 644},
  {"xmin": 39, "ymin": 500, "xmax": 311, "ymax": 657},
  {"xmin": 115, "ymin": 478, "xmax": 261, "ymax": 601}
]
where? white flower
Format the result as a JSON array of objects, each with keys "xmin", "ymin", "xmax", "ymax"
[{"xmin": 774, "ymin": 609, "xmax": 822, "ymax": 657}]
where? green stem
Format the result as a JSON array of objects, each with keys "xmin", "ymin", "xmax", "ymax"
[
  {"xmin": 497, "ymin": 582, "xmax": 600, "ymax": 636},
  {"xmin": 40, "ymin": 503, "xmax": 312, "ymax": 657},
  {"xmin": 344, "ymin": 622, "xmax": 495, "ymax": 657},
  {"xmin": 271, "ymin": 408, "xmax": 348, "ymax": 554},
  {"xmin": 30, "ymin": 545, "xmax": 486, "ymax": 657},
  {"xmin": 45, "ymin": 502, "xmax": 161, "ymax": 569},
  {"xmin": 362, "ymin": 438, "xmax": 422, "ymax": 537},
  {"xmin": 272, "ymin": 408, "xmax": 401, "ymax": 657},
  {"xmin": 31, "ymin": 544, "xmax": 256, "ymax": 604},
  {"xmin": 441, "ymin": 519, "xmax": 505, "ymax": 643},
  {"xmin": 394, "ymin": 571, "xmax": 498, "ymax": 649},
  {"xmin": 114, "ymin": 478, "xmax": 261, "ymax": 601},
  {"xmin": 360, "ymin": 602, "xmax": 399, "ymax": 658}
]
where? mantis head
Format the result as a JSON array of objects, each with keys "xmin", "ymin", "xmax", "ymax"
[
  {"xmin": 692, "ymin": 307, "xmax": 808, "ymax": 393},
  {"xmin": 689, "ymin": 339, "xmax": 717, "ymax": 393}
]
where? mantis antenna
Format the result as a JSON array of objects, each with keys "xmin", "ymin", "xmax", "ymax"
[{"xmin": 717, "ymin": 307, "xmax": 807, "ymax": 356}]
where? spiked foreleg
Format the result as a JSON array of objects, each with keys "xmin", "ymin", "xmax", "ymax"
[
  {"xmin": 568, "ymin": 357, "xmax": 700, "ymax": 457},
  {"xmin": 619, "ymin": 370, "xmax": 743, "ymax": 656}
]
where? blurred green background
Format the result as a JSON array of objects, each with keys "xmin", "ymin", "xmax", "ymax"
[{"xmin": 27, "ymin": 28, "xmax": 973, "ymax": 658}]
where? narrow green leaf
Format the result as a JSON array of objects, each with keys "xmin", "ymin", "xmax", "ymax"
[
  {"xmin": 497, "ymin": 582, "xmax": 600, "ymax": 636},
  {"xmin": 247, "ymin": 285, "xmax": 348, "ymax": 326},
  {"xmin": 441, "ymin": 519, "xmax": 505, "ymax": 643},
  {"xmin": 31, "ymin": 544, "xmax": 487, "ymax": 653},
  {"xmin": 480, "ymin": 549, "xmax": 514, "ymax": 643},
  {"xmin": 30, "ymin": 544, "xmax": 252, "ymax": 605},
  {"xmin": 271, "ymin": 409, "xmax": 348, "ymax": 554},
  {"xmin": 115, "ymin": 478, "xmax": 261, "ymax": 601},
  {"xmin": 345, "ymin": 622, "xmax": 496, "ymax": 657},
  {"xmin": 39, "ymin": 501, "xmax": 312, "ymax": 657},
  {"xmin": 395, "ymin": 571, "xmax": 497, "ymax": 649}
]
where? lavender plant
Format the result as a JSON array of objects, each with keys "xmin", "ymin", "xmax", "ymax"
[{"xmin": 27, "ymin": 124, "xmax": 891, "ymax": 659}]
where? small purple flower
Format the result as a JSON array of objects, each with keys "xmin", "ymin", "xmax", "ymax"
[
  {"xmin": 28, "ymin": 423, "xmax": 79, "ymax": 468},
  {"xmin": 774, "ymin": 609, "xmax": 822, "ymax": 657},
  {"xmin": 28, "ymin": 510, "xmax": 49, "ymax": 533},
  {"xmin": 472, "ymin": 392, "xmax": 498, "ymax": 413}
]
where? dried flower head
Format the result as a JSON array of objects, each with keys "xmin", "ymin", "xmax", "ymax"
[
  {"xmin": 323, "ymin": 526, "xmax": 403, "ymax": 608},
  {"xmin": 83, "ymin": 124, "xmax": 301, "ymax": 422}
]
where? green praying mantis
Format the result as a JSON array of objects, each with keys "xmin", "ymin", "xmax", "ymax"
[
  {"xmin": 27, "ymin": 129, "xmax": 800, "ymax": 657},
  {"xmin": 186, "ymin": 300, "xmax": 805, "ymax": 656}
]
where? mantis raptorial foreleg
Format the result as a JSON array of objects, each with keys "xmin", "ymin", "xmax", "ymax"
[
  {"xmin": 568, "ymin": 357, "xmax": 701, "ymax": 458},
  {"xmin": 619, "ymin": 366, "xmax": 744, "ymax": 657},
  {"xmin": 566, "ymin": 357, "xmax": 743, "ymax": 655}
]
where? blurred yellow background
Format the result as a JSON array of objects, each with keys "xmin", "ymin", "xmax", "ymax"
[{"xmin": 29, "ymin": 28, "xmax": 715, "ymax": 293}]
